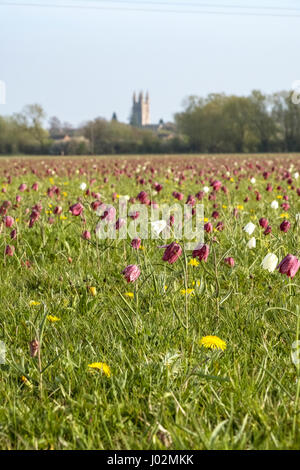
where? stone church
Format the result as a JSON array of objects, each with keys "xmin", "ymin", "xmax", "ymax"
[{"xmin": 130, "ymin": 91, "xmax": 161, "ymax": 130}]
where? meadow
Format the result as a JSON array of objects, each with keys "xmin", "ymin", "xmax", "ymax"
[{"xmin": 0, "ymin": 153, "xmax": 300, "ymax": 450}]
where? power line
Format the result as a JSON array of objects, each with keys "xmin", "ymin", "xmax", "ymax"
[
  {"xmin": 69, "ymin": 0, "xmax": 300, "ymax": 13},
  {"xmin": 1, "ymin": 1, "xmax": 300, "ymax": 17}
]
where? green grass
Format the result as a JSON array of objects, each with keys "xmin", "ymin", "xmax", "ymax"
[{"xmin": 0, "ymin": 154, "xmax": 300, "ymax": 450}]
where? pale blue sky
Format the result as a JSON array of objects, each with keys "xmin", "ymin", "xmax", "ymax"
[{"xmin": 0, "ymin": 0, "xmax": 300, "ymax": 127}]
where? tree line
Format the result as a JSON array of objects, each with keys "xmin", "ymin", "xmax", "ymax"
[{"xmin": 0, "ymin": 90, "xmax": 299, "ymax": 155}]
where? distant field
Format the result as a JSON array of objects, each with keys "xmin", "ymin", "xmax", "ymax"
[{"xmin": 0, "ymin": 153, "xmax": 300, "ymax": 450}]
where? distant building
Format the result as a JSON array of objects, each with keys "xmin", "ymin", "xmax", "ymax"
[
  {"xmin": 129, "ymin": 91, "xmax": 175, "ymax": 136},
  {"xmin": 130, "ymin": 91, "xmax": 151, "ymax": 127}
]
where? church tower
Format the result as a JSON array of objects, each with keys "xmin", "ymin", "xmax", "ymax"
[{"xmin": 130, "ymin": 91, "xmax": 150, "ymax": 127}]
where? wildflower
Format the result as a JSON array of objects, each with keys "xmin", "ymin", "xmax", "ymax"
[
  {"xmin": 5, "ymin": 244, "xmax": 14, "ymax": 256},
  {"xmin": 29, "ymin": 300, "xmax": 41, "ymax": 306},
  {"xmin": 137, "ymin": 191, "xmax": 149, "ymax": 205},
  {"xmin": 216, "ymin": 221, "xmax": 225, "ymax": 231},
  {"xmin": 243, "ymin": 222, "xmax": 256, "ymax": 235},
  {"xmin": 200, "ymin": 335, "xmax": 226, "ymax": 351},
  {"xmin": 237, "ymin": 204, "xmax": 244, "ymax": 210},
  {"xmin": 193, "ymin": 244, "xmax": 209, "ymax": 262},
  {"xmin": 261, "ymin": 253, "xmax": 278, "ymax": 273},
  {"xmin": 82, "ymin": 230, "xmax": 91, "ymax": 240},
  {"xmin": 4, "ymin": 216, "xmax": 14, "ymax": 227},
  {"xmin": 21, "ymin": 375, "xmax": 33, "ymax": 388},
  {"xmin": 122, "ymin": 264, "xmax": 141, "ymax": 283},
  {"xmin": 264, "ymin": 225, "xmax": 272, "ymax": 236},
  {"xmin": 89, "ymin": 286, "xmax": 97, "ymax": 296},
  {"xmin": 196, "ymin": 191, "xmax": 204, "ymax": 200},
  {"xmin": 204, "ymin": 222, "xmax": 213, "ymax": 233},
  {"xmin": 54, "ymin": 206, "xmax": 63, "ymax": 215},
  {"xmin": 47, "ymin": 315, "xmax": 61, "ymax": 322},
  {"xmin": 115, "ymin": 218, "xmax": 125, "ymax": 230},
  {"xmin": 211, "ymin": 180, "xmax": 222, "ymax": 191},
  {"xmin": 270, "ymin": 200, "xmax": 279, "ymax": 209},
  {"xmin": 186, "ymin": 194, "xmax": 196, "ymax": 206},
  {"xmin": 80, "ymin": 182, "xmax": 87, "ymax": 190},
  {"xmin": 277, "ymin": 254, "xmax": 300, "ymax": 279},
  {"xmin": 129, "ymin": 211, "xmax": 140, "ymax": 220},
  {"xmin": 161, "ymin": 242, "xmax": 182, "ymax": 264},
  {"xmin": 101, "ymin": 206, "xmax": 116, "ymax": 222},
  {"xmin": 88, "ymin": 362, "xmax": 111, "ymax": 377},
  {"xmin": 203, "ymin": 186, "xmax": 209, "ymax": 193},
  {"xmin": 124, "ymin": 292, "xmax": 134, "ymax": 298},
  {"xmin": 224, "ymin": 257, "xmax": 235, "ymax": 267},
  {"xmin": 188, "ymin": 258, "xmax": 199, "ymax": 267},
  {"xmin": 69, "ymin": 203, "xmax": 83, "ymax": 216},
  {"xmin": 247, "ymin": 237, "xmax": 256, "ymax": 249},
  {"xmin": 180, "ymin": 288, "xmax": 194, "ymax": 295},
  {"xmin": 279, "ymin": 220, "xmax": 291, "ymax": 233},
  {"xmin": 259, "ymin": 217, "xmax": 268, "ymax": 229},
  {"xmin": 10, "ymin": 229, "xmax": 17, "ymax": 240},
  {"xmin": 131, "ymin": 238, "xmax": 141, "ymax": 249},
  {"xmin": 250, "ymin": 177, "xmax": 256, "ymax": 184},
  {"xmin": 18, "ymin": 183, "xmax": 27, "ymax": 192},
  {"xmin": 29, "ymin": 339, "xmax": 39, "ymax": 357}
]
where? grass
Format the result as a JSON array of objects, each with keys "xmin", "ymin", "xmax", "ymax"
[{"xmin": 0, "ymin": 153, "xmax": 300, "ymax": 450}]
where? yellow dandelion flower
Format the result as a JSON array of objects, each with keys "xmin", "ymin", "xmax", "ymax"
[
  {"xmin": 188, "ymin": 259, "xmax": 199, "ymax": 267},
  {"xmin": 60, "ymin": 215, "xmax": 67, "ymax": 220},
  {"xmin": 280, "ymin": 213, "xmax": 289, "ymax": 218},
  {"xmin": 204, "ymin": 217, "xmax": 209, "ymax": 222},
  {"xmin": 200, "ymin": 335, "xmax": 226, "ymax": 351},
  {"xmin": 277, "ymin": 195, "xmax": 282, "ymax": 199},
  {"xmin": 222, "ymin": 204, "xmax": 227, "ymax": 209},
  {"xmin": 89, "ymin": 286, "xmax": 97, "ymax": 297},
  {"xmin": 62, "ymin": 191, "xmax": 68, "ymax": 197},
  {"xmin": 29, "ymin": 301, "xmax": 41, "ymax": 306},
  {"xmin": 124, "ymin": 292, "xmax": 134, "ymax": 298},
  {"xmin": 49, "ymin": 177, "xmax": 54, "ymax": 185},
  {"xmin": 180, "ymin": 288, "xmax": 194, "ymax": 296},
  {"xmin": 237, "ymin": 205, "xmax": 244, "ymax": 210},
  {"xmin": 230, "ymin": 177, "xmax": 234, "ymax": 182},
  {"xmin": 21, "ymin": 375, "xmax": 33, "ymax": 388},
  {"xmin": 88, "ymin": 362, "xmax": 111, "ymax": 377},
  {"xmin": 192, "ymin": 280, "xmax": 201, "ymax": 287},
  {"xmin": 47, "ymin": 315, "xmax": 60, "ymax": 323}
]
